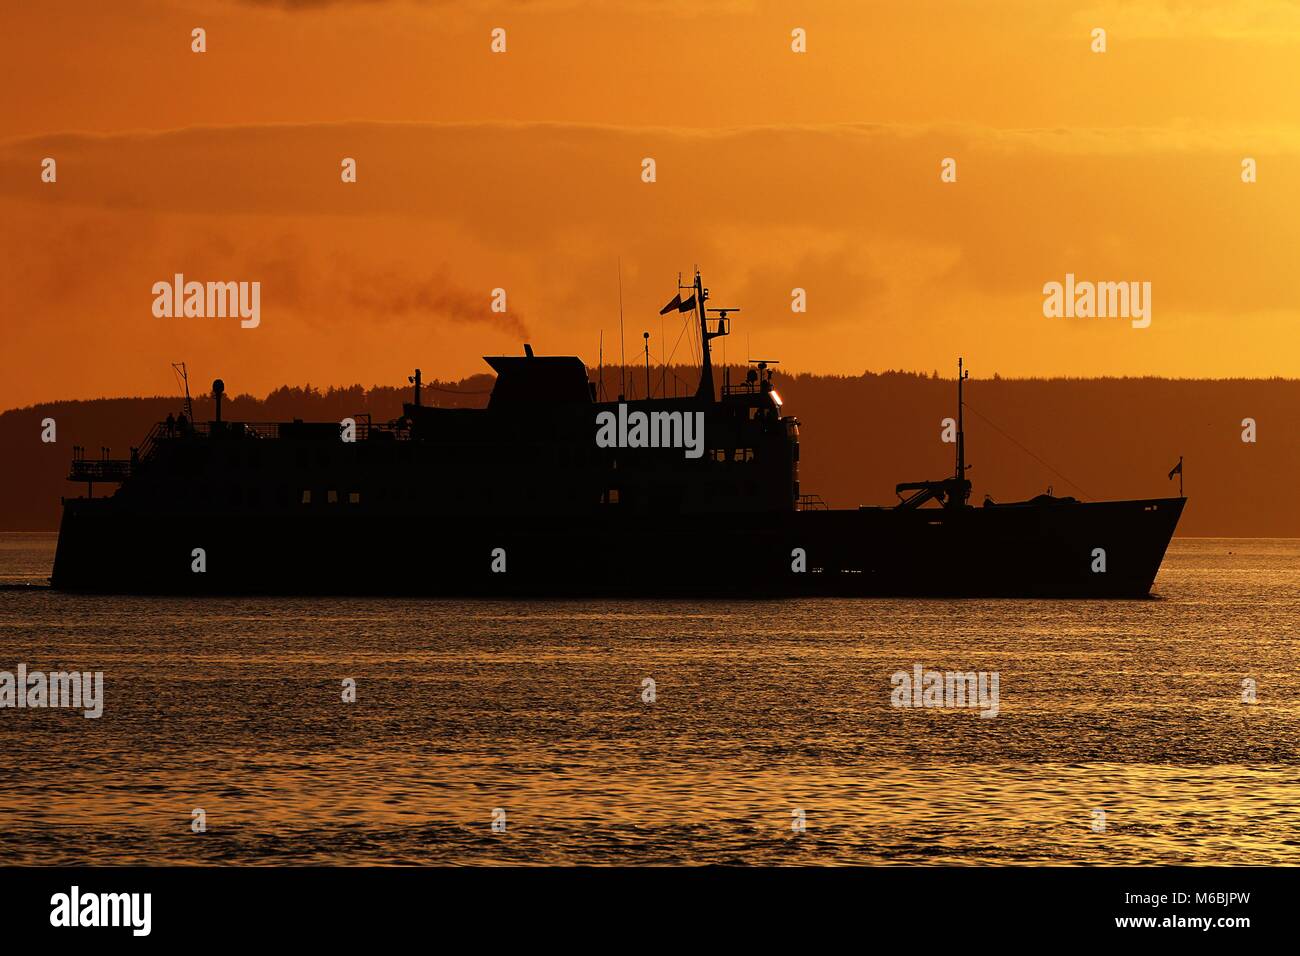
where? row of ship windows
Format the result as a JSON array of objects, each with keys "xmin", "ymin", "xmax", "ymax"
[
  {"xmin": 301, "ymin": 490, "xmax": 360, "ymax": 505},
  {"xmin": 183, "ymin": 480, "xmax": 785, "ymax": 509},
  {"xmin": 202, "ymin": 446, "xmax": 766, "ymax": 471},
  {"xmin": 297, "ymin": 484, "xmax": 764, "ymax": 507},
  {"xmin": 712, "ymin": 448, "xmax": 756, "ymax": 462}
]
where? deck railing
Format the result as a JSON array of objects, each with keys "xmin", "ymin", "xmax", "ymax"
[
  {"xmin": 69, "ymin": 458, "xmax": 132, "ymax": 482},
  {"xmin": 71, "ymin": 415, "xmax": 406, "ymax": 484}
]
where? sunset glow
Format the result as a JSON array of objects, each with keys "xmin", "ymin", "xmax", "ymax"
[{"xmin": 3, "ymin": 0, "xmax": 1298, "ymax": 410}]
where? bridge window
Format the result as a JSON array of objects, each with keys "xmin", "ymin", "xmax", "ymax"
[
  {"xmin": 327, "ymin": 490, "xmax": 339, "ymax": 504},
  {"xmin": 301, "ymin": 490, "xmax": 312, "ymax": 504}
]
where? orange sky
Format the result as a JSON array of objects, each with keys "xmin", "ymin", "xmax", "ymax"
[{"xmin": 2, "ymin": 0, "xmax": 1299, "ymax": 409}]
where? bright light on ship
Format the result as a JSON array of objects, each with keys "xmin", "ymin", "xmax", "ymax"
[{"xmin": 770, "ymin": 389, "xmax": 783, "ymax": 407}]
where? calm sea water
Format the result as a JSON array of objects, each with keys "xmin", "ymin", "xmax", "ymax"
[{"xmin": 1, "ymin": 532, "xmax": 1297, "ymax": 866}]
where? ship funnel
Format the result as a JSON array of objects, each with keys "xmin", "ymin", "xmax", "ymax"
[{"xmin": 212, "ymin": 378, "xmax": 225, "ymax": 423}]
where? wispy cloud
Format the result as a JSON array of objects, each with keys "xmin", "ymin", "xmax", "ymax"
[{"xmin": 3, "ymin": 117, "xmax": 1298, "ymax": 408}]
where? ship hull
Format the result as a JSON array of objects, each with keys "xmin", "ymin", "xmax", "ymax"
[{"xmin": 51, "ymin": 496, "xmax": 1184, "ymax": 598}]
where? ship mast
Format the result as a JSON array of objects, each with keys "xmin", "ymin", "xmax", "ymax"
[
  {"xmin": 690, "ymin": 269, "xmax": 734, "ymax": 401},
  {"xmin": 171, "ymin": 362, "xmax": 194, "ymax": 420},
  {"xmin": 956, "ymin": 357, "xmax": 968, "ymax": 482}
]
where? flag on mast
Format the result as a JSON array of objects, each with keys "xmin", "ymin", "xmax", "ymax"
[{"xmin": 660, "ymin": 292, "xmax": 697, "ymax": 315}]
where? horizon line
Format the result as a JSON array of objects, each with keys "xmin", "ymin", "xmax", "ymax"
[{"xmin": 8, "ymin": 367, "xmax": 1300, "ymax": 415}]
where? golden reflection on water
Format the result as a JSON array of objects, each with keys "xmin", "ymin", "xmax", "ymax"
[{"xmin": 2, "ymin": 536, "xmax": 1298, "ymax": 865}]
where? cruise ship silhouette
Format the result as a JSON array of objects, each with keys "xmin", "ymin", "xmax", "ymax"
[{"xmin": 52, "ymin": 270, "xmax": 1185, "ymax": 596}]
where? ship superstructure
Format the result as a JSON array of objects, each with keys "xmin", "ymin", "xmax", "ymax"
[{"xmin": 52, "ymin": 270, "xmax": 1184, "ymax": 596}]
